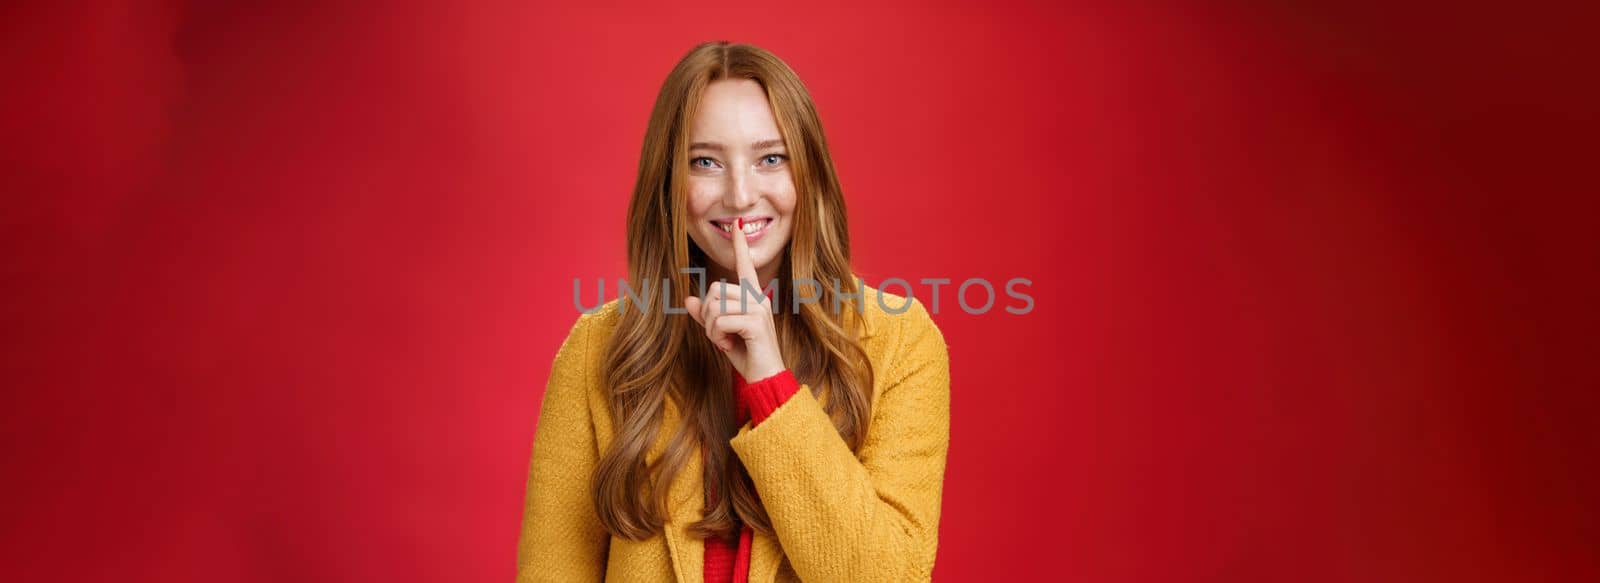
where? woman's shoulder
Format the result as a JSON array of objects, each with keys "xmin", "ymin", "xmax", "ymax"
[
  {"xmin": 854, "ymin": 284, "xmax": 950, "ymax": 401},
  {"xmin": 551, "ymin": 300, "xmax": 625, "ymax": 369},
  {"xmin": 573, "ymin": 299, "xmax": 625, "ymax": 334},
  {"xmin": 856, "ymin": 283, "xmax": 947, "ymax": 356}
]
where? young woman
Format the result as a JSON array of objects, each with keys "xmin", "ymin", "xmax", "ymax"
[{"xmin": 515, "ymin": 41, "xmax": 950, "ymax": 583}]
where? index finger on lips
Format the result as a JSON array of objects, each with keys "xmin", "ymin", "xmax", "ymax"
[{"xmin": 732, "ymin": 218, "xmax": 760, "ymax": 288}]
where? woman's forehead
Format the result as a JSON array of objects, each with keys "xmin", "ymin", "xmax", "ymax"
[{"xmin": 689, "ymin": 79, "xmax": 783, "ymax": 145}]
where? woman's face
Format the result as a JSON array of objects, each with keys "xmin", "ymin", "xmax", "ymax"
[{"xmin": 684, "ymin": 79, "xmax": 796, "ymax": 284}]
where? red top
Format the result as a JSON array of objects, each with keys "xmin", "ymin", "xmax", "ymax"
[{"xmin": 703, "ymin": 369, "xmax": 801, "ymax": 583}]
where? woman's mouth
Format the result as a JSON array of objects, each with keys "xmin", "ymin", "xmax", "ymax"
[{"xmin": 711, "ymin": 217, "xmax": 773, "ymax": 243}]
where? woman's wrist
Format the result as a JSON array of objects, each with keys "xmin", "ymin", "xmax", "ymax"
[
  {"xmin": 741, "ymin": 360, "xmax": 786, "ymax": 384},
  {"xmin": 735, "ymin": 369, "xmax": 800, "ymax": 426}
]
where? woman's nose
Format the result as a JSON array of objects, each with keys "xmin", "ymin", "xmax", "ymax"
[{"xmin": 723, "ymin": 168, "xmax": 758, "ymax": 208}]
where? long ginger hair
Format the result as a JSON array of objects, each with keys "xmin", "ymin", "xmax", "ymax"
[{"xmin": 593, "ymin": 41, "xmax": 874, "ymax": 542}]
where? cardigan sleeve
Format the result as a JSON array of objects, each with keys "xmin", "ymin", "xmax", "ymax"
[
  {"xmin": 515, "ymin": 315, "xmax": 608, "ymax": 582},
  {"xmin": 729, "ymin": 298, "xmax": 951, "ymax": 582},
  {"xmin": 734, "ymin": 369, "xmax": 801, "ymax": 426}
]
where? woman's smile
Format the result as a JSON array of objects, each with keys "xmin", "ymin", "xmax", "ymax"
[{"xmin": 710, "ymin": 216, "xmax": 774, "ymax": 244}]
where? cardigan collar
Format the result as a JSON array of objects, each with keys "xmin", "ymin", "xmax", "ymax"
[{"xmin": 659, "ymin": 405, "xmax": 788, "ymax": 582}]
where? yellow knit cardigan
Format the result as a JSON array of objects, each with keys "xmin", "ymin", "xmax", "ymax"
[{"xmin": 515, "ymin": 286, "xmax": 951, "ymax": 582}]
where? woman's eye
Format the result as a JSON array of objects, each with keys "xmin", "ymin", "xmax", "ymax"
[
  {"xmin": 691, "ymin": 157, "xmax": 718, "ymax": 169},
  {"xmin": 761, "ymin": 154, "xmax": 787, "ymax": 166}
]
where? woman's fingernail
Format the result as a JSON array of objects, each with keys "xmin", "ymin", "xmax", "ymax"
[{"xmin": 736, "ymin": 217, "xmax": 743, "ymax": 230}]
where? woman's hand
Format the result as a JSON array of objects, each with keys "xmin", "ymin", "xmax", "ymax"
[{"xmin": 684, "ymin": 218, "xmax": 786, "ymax": 381}]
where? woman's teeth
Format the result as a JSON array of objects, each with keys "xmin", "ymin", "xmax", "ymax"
[{"xmin": 719, "ymin": 219, "xmax": 769, "ymax": 234}]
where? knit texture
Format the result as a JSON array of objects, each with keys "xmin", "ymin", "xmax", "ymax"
[
  {"xmin": 701, "ymin": 526, "xmax": 750, "ymax": 583},
  {"xmin": 515, "ymin": 286, "xmax": 951, "ymax": 582},
  {"xmin": 734, "ymin": 369, "xmax": 799, "ymax": 426},
  {"xmin": 706, "ymin": 369, "xmax": 799, "ymax": 583}
]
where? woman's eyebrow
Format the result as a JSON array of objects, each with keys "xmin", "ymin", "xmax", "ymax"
[{"xmin": 689, "ymin": 138, "xmax": 786, "ymax": 151}]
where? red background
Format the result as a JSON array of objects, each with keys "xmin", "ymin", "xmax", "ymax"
[{"xmin": 3, "ymin": 1, "xmax": 1596, "ymax": 581}]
